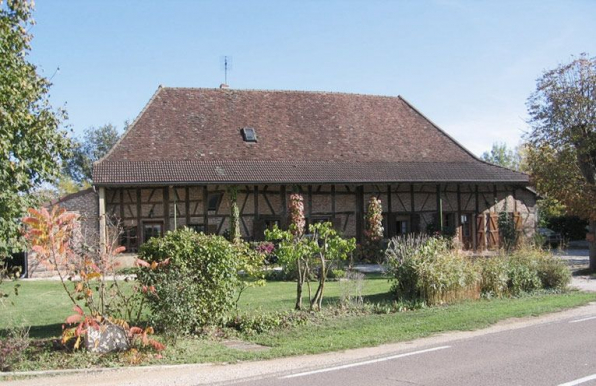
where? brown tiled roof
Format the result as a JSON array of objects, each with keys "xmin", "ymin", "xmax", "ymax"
[{"xmin": 94, "ymin": 87, "xmax": 529, "ymax": 185}]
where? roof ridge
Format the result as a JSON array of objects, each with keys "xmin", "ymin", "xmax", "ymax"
[
  {"xmin": 160, "ymin": 86, "xmax": 402, "ymax": 100},
  {"xmin": 94, "ymin": 85, "xmax": 165, "ymax": 167}
]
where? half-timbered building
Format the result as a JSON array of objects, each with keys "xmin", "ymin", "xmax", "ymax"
[{"xmin": 92, "ymin": 86, "xmax": 536, "ymax": 252}]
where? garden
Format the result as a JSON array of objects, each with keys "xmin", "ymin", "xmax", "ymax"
[{"xmin": 0, "ymin": 194, "xmax": 594, "ymax": 374}]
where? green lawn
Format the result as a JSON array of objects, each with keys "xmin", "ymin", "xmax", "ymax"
[{"xmin": 1, "ymin": 277, "xmax": 596, "ymax": 371}]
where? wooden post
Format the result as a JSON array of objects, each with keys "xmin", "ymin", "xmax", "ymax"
[
  {"xmin": 457, "ymin": 184, "xmax": 462, "ymax": 245},
  {"xmin": 387, "ymin": 185, "xmax": 392, "ymax": 237},
  {"xmin": 202, "ymin": 186, "xmax": 208, "ymax": 231},
  {"xmin": 254, "ymin": 185, "xmax": 259, "ymax": 223},
  {"xmin": 119, "ymin": 189, "xmax": 124, "ymax": 220},
  {"xmin": 410, "ymin": 184, "xmax": 415, "ymax": 233},
  {"xmin": 185, "ymin": 186, "xmax": 190, "ymax": 226},
  {"xmin": 331, "ymin": 185, "xmax": 336, "ymax": 218},
  {"xmin": 307, "ymin": 185, "xmax": 313, "ymax": 219},
  {"xmin": 98, "ymin": 187, "xmax": 106, "ymax": 254},
  {"xmin": 356, "ymin": 186, "xmax": 364, "ymax": 243},
  {"xmin": 163, "ymin": 186, "xmax": 170, "ymax": 232},
  {"xmin": 136, "ymin": 188, "xmax": 142, "ymax": 244},
  {"xmin": 474, "ymin": 185, "xmax": 479, "ymax": 251},
  {"xmin": 436, "ymin": 184, "xmax": 442, "ymax": 232},
  {"xmin": 280, "ymin": 185, "xmax": 287, "ymax": 227}
]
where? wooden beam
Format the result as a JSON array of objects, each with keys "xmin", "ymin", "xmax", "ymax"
[
  {"xmin": 493, "ymin": 184, "xmax": 498, "ymax": 211},
  {"xmin": 387, "ymin": 185, "xmax": 392, "ymax": 237}
]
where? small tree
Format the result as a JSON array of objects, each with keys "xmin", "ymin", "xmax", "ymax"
[
  {"xmin": 363, "ymin": 196, "xmax": 384, "ymax": 262},
  {"xmin": 481, "ymin": 142, "xmax": 522, "ymax": 171},
  {"xmin": 63, "ymin": 124, "xmax": 122, "ymax": 185},
  {"xmin": 308, "ymin": 222, "xmax": 356, "ymax": 310}
]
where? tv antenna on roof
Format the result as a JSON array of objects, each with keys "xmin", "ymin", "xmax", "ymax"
[{"xmin": 219, "ymin": 55, "xmax": 233, "ymax": 86}]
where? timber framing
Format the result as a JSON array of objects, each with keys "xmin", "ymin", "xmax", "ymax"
[{"xmin": 102, "ymin": 182, "xmax": 536, "ymax": 253}]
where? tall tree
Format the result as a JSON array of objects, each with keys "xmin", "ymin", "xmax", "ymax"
[
  {"xmin": 63, "ymin": 124, "xmax": 121, "ymax": 184},
  {"xmin": 526, "ymin": 54, "xmax": 596, "ymax": 270},
  {"xmin": 0, "ymin": 0, "xmax": 71, "ymax": 258},
  {"xmin": 481, "ymin": 142, "xmax": 521, "ymax": 171}
]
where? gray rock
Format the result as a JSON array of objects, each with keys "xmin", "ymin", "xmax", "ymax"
[{"xmin": 85, "ymin": 323, "xmax": 130, "ymax": 353}]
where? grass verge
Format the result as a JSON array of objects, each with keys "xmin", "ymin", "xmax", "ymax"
[{"xmin": 2, "ymin": 285, "xmax": 595, "ymax": 371}]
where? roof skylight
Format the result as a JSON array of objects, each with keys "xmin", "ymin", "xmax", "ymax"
[{"xmin": 241, "ymin": 127, "xmax": 257, "ymax": 142}]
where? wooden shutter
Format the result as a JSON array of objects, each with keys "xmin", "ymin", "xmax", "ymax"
[
  {"xmin": 476, "ymin": 214, "xmax": 486, "ymax": 251},
  {"xmin": 487, "ymin": 213, "xmax": 499, "ymax": 250}
]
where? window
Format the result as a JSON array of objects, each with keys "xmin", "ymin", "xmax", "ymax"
[
  {"xmin": 120, "ymin": 226, "xmax": 138, "ymax": 253},
  {"xmin": 143, "ymin": 221, "xmax": 163, "ymax": 243},
  {"xmin": 396, "ymin": 220, "xmax": 409, "ymax": 235},
  {"xmin": 187, "ymin": 224, "xmax": 205, "ymax": 233},
  {"xmin": 208, "ymin": 193, "xmax": 223, "ymax": 212},
  {"xmin": 307, "ymin": 216, "xmax": 332, "ymax": 228},
  {"xmin": 264, "ymin": 218, "xmax": 280, "ymax": 231},
  {"xmin": 241, "ymin": 127, "xmax": 257, "ymax": 142}
]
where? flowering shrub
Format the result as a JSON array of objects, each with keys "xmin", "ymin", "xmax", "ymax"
[
  {"xmin": 288, "ymin": 193, "xmax": 305, "ymax": 236},
  {"xmin": 363, "ymin": 196, "xmax": 384, "ymax": 262},
  {"xmin": 23, "ymin": 207, "xmax": 164, "ymax": 353}
]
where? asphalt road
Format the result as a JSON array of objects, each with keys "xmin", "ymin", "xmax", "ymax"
[{"xmin": 235, "ymin": 313, "xmax": 596, "ymax": 386}]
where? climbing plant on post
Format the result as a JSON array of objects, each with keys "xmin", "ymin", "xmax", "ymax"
[
  {"xmin": 228, "ymin": 186, "xmax": 241, "ymax": 244},
  {"xmin": 364, "ymin": 196, "xmax": 384, "ymax": 262}
]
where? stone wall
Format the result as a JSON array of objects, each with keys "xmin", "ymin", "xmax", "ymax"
[{"xmin": 28, "ymin": 188, "xmax": 99, "ymax": 277}]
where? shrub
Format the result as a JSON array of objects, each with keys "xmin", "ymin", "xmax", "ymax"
[
  {"xmin": 328, "ymin": 268, "xmax": 346, "ymax": 280},
  {"xmin": 385, "ymin": 235, "xmax": 479, "ymax": 305},
  {"xmin": 226, "ymin": 311, "xmax": 310, "ymax": 335},
  {"xmin": 506, "ymin": 250, "xmax": 543, "ymax": 295},
  {"xmin": 476, "ymin": 256, "xmax": 509, "ymax": 298},
  {"xmin": 536, "ymin": 254, "xmax": 571, "ymax": 290},
  {"xmin": 137, "ymin": 229, "xmax": 243, "ymax": 337}
]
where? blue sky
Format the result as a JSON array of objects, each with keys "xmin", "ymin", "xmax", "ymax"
[{"xmin": 29, "ymin": 0, "xmax": 596, "ymax": 156}]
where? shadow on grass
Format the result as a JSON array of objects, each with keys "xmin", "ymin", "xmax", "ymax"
[
  {"xmin": 0, "ymin": 323, "xmax": 62, "ymax": 339},
  {"xmin": 319, "ymin": 291, "xmax": 395, "ymax": 307}
]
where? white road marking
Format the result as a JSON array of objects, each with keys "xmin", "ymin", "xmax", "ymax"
[
  {"xmin": 279, "ymin": 345, "xmax": 451, "ymax": 379},
  {"xmin": 558, "ymin": 373, "xmax": 596, "ymax": 385},
  {"xmin": 569, "ymin": 316, "xmax": 596, "ymax": 324}
]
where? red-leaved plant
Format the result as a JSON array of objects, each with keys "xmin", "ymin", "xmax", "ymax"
[{"xmin": 23, "ymin": 207, "xmax": 165, "ymax": 354}]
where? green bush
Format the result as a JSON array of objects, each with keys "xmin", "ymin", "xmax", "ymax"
[
  {"xmin": 226, "ymin": 311, "xmax": 309, "ymax": 335},
  {"xmin": 137, "ymin": 229, "xmax": 242, "ymax": 337},
  {"xmin": 536, "ymin": 254, "xmax": 571, "ymax": 290},
  {"xmin": 328, "ymin": 268, "xmax": 346, "ymax": 280},
  {"xmin": 506, "ymin": 250, "xmax": 543, "ymax": 295},
  {"xmin": 385, "ymin": 235, "xmax": 479, "ymax": 305},
  {"xmin": 476, "ymin": 256, "xmax": 509, "ymax": 298}
]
